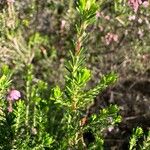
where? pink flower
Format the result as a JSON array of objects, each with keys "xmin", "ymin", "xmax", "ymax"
[
  {"xmin": 96, "ymin": 11, "xmax": 101, "ymax": 18},
  {"xmin": 99, "ymin": 26, "xmax": 104, "ymax": 32},
  {"xmin": 7, "ymin": 90, "xmax": 21, "ymax": 101},
  {"xmin": 7, "ymin": 0, "xmax": 15, "ymax": 3},
  {"xmin": 108, "ymin": 126, "xmax": 114, "ymax": 132},
  {"xmin": 128, "ymin": 15, "xmax": 136, "ymax": 21},
  {"xmin": 104, "ymin": 15, "xmax": 110, "ymax": 20},
  {"xmin": 113, "ymin": 34, "xmax": 119, "ymax": 42},
  {"xmin": 143, "ymin": 1, "xmax": 149, "ymax": 7},
  {"xmin": 138, "ymin": 29, "xmax": 144, "ymax": 38},
  {"xmin": 104, "ymin": 33, "xmax": 119, "ymax": 45},
  {"xmin": 7, "ymin": 105, "xmax": 13, "ymax": 112},
  {"xmin": 96, "ymin": 11, "xmax": 104, "ymax": 19},
  {"xmin": 128, "ymin": 0, "xmax": 142, "ymax": 12},
  {"xmin": 128, "ymin": 0, "xmax": 149, "ymax": 12},
  {"xmin": 6, "ymin": 90, "xmax": 21, "ymax": 113}
]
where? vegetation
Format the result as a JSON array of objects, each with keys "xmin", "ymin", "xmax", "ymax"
[{"xmin": 0, "ymin": 0, "xmax": 149, "ymax": 149}]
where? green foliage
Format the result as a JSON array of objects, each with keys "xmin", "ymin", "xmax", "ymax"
[
  {"xmin": 0, "ymin": 65, "xmax": 12, "ymax": 99},
  {"xmin": 82, "ymin": 73, "xmax": 117, "ymax": 108},
  {"xmin": 114, "ymin": 0, "xmax": 128, "ymax": 15},
  {"xmin": 49, "ymin": 0, "xmax": 121, "ymax": 149},
  {"xmin": 76, "ymin": 0, "xmax": 98, "ymax": 23},
  {"xmin": 141, "ymin": 131, "xmax": 150, "ymax": 150},
  {"xmin": 129, "ymin": 127, "xmax": 150, "ymax": 150},
  {"xmin": 0, "ymin": 0, "xmax": 121, "ymax": 149},
  {"xmin": 1, "ymin": 0, "xmax": 149, "ymax": 149},
  {"xmin": 85, "ymin": 105, "xmax": 121, "ymax": 149},
  {"xmin": 28, "ymin": 32, "xmax": 50, "ymax": 59},
  {"xmin": 0, "ymin": 65, "xmax": 12, "ymax": 112},
  {"xmin": 0, "ymin": 65, "xmax": 12, "ymax": 149},
  {"xmin": 129, "ymin": 127, "xmax": 143, "ymax": 150},
  {"xmin": 0, "ymin": 65, "xmax": 53, "ymax": 149}
]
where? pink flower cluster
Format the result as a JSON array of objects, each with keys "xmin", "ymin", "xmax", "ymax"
[
  {"xmin": 128, "ymin": 0, "xmax": 149, "ymax": 12},
  {"xmin": 7, "ymin": 90, "xmax": 21, "ymax": 101},
  {"xmin": 104, "ymin": 33, "xmax": 119, "ymax": 45},
  {"xmin": 7, "ymin": 90, "xmax": 21, "ymax": 112},
  {"xmin": 96, "ymin": 11, "xmax": 110, "ymax": 20},
  {"xmin": 7, "ymin": 0, "xmax": 15, "ymax": 3}
]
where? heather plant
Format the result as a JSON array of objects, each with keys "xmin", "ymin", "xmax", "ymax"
[
  {"xmin": 0, "ymin": 0, "xmax": 31, "ymax": 67},
  {"xmin": 0, "ymin": 0, "xmax": 51, "ymax": 69},
  {"xmin": 129, "ymin": 127, "xmax": 144, "ymax": 150},
  {"xmin": 49, "ymin": 0, "xmax": 121, "ymax": 149},
  {"xmin": 0, "ymin": 65, "xmax": 53, "ymax": 149},
  {"xmin": 0, "ymin": 65, "xmax": 12, "ymax": 149},
  {"xmin": 129, "ymin": 127, "xmax": 150, "ymax": 150},
  {"xmin": 0, "ymin": 0, "xmax": 149, "ymax": 149},
  {"xmin": 141, "ymin": 130, "xmax": 150, "ymax": 150},
  {"xmin": 0, "ymin": 0, "xmax": 121, "ymax": 149}
]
